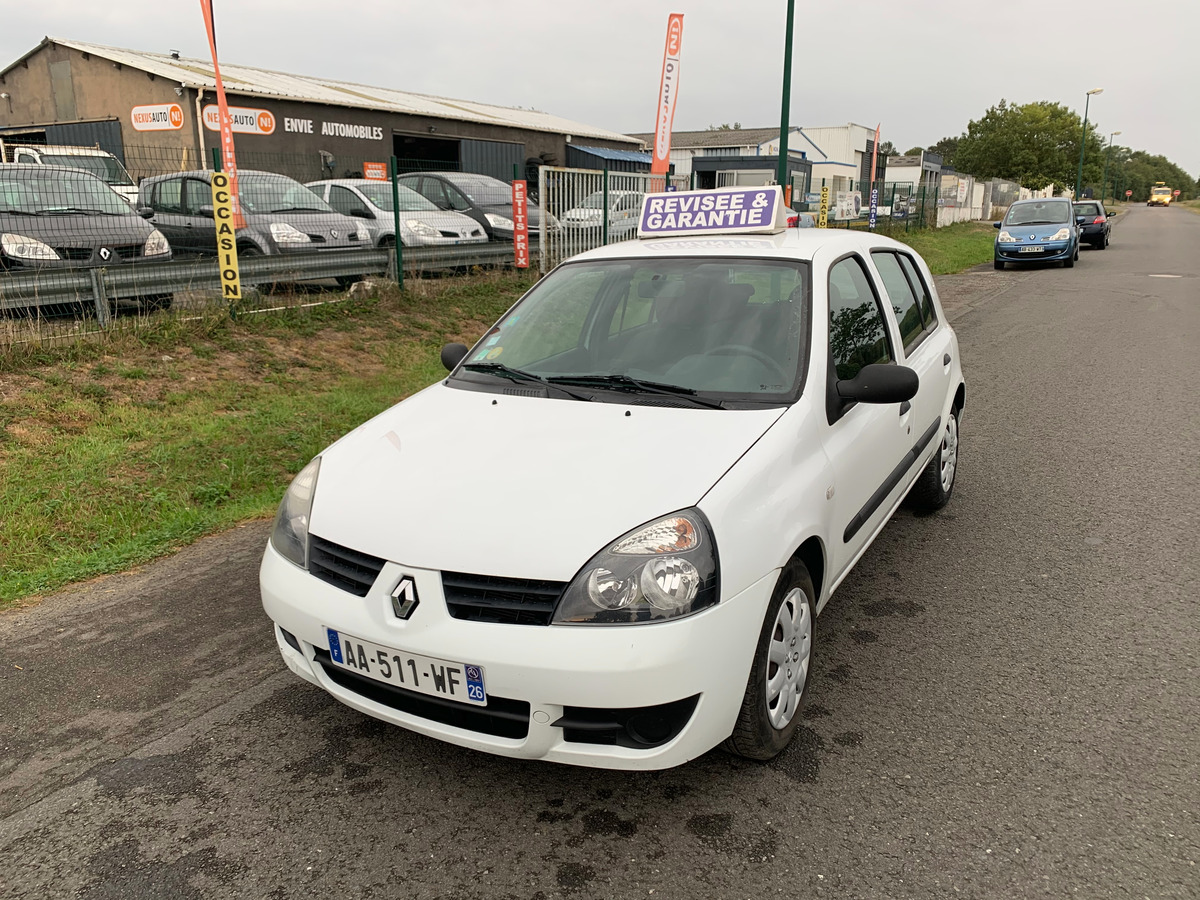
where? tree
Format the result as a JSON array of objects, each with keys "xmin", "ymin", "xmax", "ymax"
[
  {"xmin": 952, "ymin": 100, "xmax": 1103, "ymax": 191},
  {"xmin": 706, "ymin": 122, "xmax": 742, "ymax": 131},
  {"xmin": 904, "ymin": 146, "xmax": 924, "ymax": 156},
  {"xmin": 926, "ymin": 136, "xmax": 960, "ymax": 167},
  {"xmin": 877, "ymin": 140, "xmax": 896, "ymax": 157},
  {"xmin": 1109, "ymin": 148, "xmax": 1198, "ymax": 201}
]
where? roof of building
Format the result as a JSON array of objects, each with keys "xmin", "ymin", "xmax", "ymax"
[
  {"xmin": 571, "ymin": 145, "xmax": 653, "ymax": 164},
  {"xmin": 627, "ymin": 127, "xmax": 785, "ymax": 149},
  {"xmin": 5, "ymin": 38, "xmax": 640, "ymax": 145}
]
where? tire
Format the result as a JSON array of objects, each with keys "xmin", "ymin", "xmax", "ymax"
[
  {"xmin": 908, "ymin": 406, "xmax": 959, "ymax": 512},
  {"xmin": 993, "ymin": 260, "xmax": 1004, "ymax": 270},
  {"xmin": 1063, "ymin": 249, "xmax": 1075, "ymax": 268},
  {"xmin": 723, "ymin": 560, "xmax": 815, "ymax": 761}
]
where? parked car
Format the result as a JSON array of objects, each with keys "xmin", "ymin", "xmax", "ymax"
[
  {"xmin": 139, "ymin": 170, "xmax": 371, "ymax": 258},
  {"xmin": 259, "ymin": 185, "xmax": 965, "ymax": 770},
  {"xmin": 396, "ymin": 171, "xmax": 559, "ymax": 241},
  {"xmin": 1072, "ymin": 200, "xmax": 1111, "ymax": 249},
  {"xmin": 0, "ymin": 142, "xmax": 140, "ymax": 205},
  {"xmin": 0, "ymin": 164, "xmax": 172, "ymax": 311},
  {"xmin": 560, "ymin": 190, "xmax": 644, "ymax": 238},
  {"xmin": 305, "ymin": 179, "xmax": 487, "ymax": 248},
  {"xmin": 993, "ymin": 198, "xmax": 1081, "ymax": 269}
]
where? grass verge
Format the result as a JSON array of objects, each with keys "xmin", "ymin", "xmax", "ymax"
[
  {"xmin": 0, "ymin": 273, "xmax": 535, "ymax": 608},
  {"xmin": 887, "ymin": 221, "xmax": 999, "ymax": 274}
]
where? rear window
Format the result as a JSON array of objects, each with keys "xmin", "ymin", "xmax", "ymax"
[{"xmin": 1074, "ymin": 203, "xmax": 1100, "ymax": 216}]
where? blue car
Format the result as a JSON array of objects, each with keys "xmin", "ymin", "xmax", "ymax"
[{"xmin": 993, "ymin": 198, "xmax": 1081, "ymax": 270}]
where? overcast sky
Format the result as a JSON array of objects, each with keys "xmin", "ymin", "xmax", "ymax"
[{"xmin": 4, "ymin": 0, "xmax": 1197, "ymax": 177}]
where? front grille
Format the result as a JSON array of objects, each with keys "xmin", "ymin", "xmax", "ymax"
[
  {"xmin": 305, "ymin": 233, "xmax": 328, "ymax": 243},
  {"xmin": 441, "ymin": 571, "xmax": 567, "ymax": 626},
  {"xmin": 113, "ymin": 243, "xmax": 143, "ymax": 261},
  {"xmin": 309, "ymin": 535, "xmax": 386, "ymax": 597},
  {"xmin": 54, "ymin": 247, "xmax": 93, "ymax": 261},
  {"xmin": 314, "ymin": 648, "xmax": 530, "ymax": 738},
  {"xmin": 438, "ymin": 229, "xmax": 460, "ymax": 238}
]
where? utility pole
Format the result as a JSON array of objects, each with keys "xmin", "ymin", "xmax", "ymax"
[
  {"xmin": 1074, "ymin": 88, "xmax": 1103, "ymax": 199},
  {"xmin": 1101, "ymin": 130, "xmax": 1121, "ymax": 204},
  {"xmin": 776, "ymin": 0, "xmax": 796, "ymax": 192}
]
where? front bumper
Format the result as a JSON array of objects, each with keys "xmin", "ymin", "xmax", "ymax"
[
  {"xmin": 260, "ymin": 542, "xmax": 776, "ymax": 770},
  {"xmin": 995, "ymin": 240, "xmax": 1073, "ymax": 262}
]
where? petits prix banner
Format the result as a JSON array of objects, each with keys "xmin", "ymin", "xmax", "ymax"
[{"xmin": 651, "ymin": 14, "xmax": 684, "ymax": 177}]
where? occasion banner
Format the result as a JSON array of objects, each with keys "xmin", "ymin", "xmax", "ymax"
[
  {"xmin": 650, "ymin": 13, "xmax": 684, "ymax": 176},
  {"xmin": 638, "ymin": 187, "xmax": 783, "ymax": 237}
]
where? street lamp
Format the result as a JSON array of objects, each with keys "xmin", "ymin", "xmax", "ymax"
[
  {"xmin": 1074, "ymin": 88, "xmax": 1103, "ymax": 200},
  {"xmin": 1101, "ymin": 130, "xmax": 1121, "ymax": 204}
]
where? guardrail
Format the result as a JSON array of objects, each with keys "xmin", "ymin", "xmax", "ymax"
[{"xmin": 0, "ymin": 242, "xmax": 525, "ymax": 322}]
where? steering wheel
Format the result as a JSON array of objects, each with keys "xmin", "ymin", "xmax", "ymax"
[{"xmin": 705, "ymin": 344, "xmax": 789, "ymax": 382}]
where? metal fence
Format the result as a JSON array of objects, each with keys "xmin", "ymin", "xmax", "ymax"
[{"xmin": 535, "ymin": 166, "xmax": 690, "ymax": 272}]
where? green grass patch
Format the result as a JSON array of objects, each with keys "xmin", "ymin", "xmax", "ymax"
[
  {"xmin": 0, "ymin": 273, "xmax": 536, "ymax": 608},
  {"xmin": 887, "ymin": 221, "xmax": 999, "ymax": 275}
]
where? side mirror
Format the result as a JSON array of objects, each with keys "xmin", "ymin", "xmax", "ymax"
[
  {"xmin": 197, "ymin": 205, "xmax": 214, "ymax": 218},
  {"xmin": 1075, "ymin": 216, "xmax": 1087, "ymax": 225},
  {"xmin": 836, "ymin": 364, "xmax": 919, "ymax": 405},
  {"xmin": 137, "ymin": 207, "xmax": 154, "ymax": 219},
  {"xmin": 440, "ymin": 343, "xmax": 469, "ymax": 372},
  {"xmin": 349, "ymin": 208, "xmax": 374, "ymax": 219},
  {"xmin": 993, "ymin": 221, "xmax": 1002, "ymax": 229}
]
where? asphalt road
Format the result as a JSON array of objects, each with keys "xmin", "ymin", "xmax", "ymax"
[{"xmin": 2, "ymin": 205, "xmax": 1197, "ymax": 899}]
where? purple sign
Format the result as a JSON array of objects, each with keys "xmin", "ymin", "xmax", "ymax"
[{"xmin": 639, "ymin": 187, "xmax": 782, "ymax": 237}]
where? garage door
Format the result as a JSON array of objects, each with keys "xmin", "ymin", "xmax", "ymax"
[{"xmin": 460, "ymin": 139, "xmax": 524, "ymax": 182}]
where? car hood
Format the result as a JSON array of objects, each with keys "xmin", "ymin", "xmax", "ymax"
[
  {"xmin": 399, "ymin": 209, "xmax": 487, "ymax": 234},
  {"xmin": 999, "ymin": 222, "xmax": 1073, "ymax": 239},
  {"xmin": 478, "ymin": 201, "xmax": 547, "ymax": 224},
  {"xmin": 309, "ymin": 383, "xmax": 786, "ymax": 581},
  {"xmin": 0, "ymin": 211, "xmax": 155, "ymax": 249},
  {"xmin": 244, "ymin": 210, "xmax": 363, "ymax": 239}
]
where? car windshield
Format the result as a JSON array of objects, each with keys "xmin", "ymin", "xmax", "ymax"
[
  {"xmin": 357, "ymin": 183, "xmax": 438, "ymax": 212},
  {"xmin": 454, "ymin": 257, "xmax": 810, "ymax": 405},
  {"xmin": 240, "ymin": 175, "xmax": 334, "ymax": 214},
  {"xmin": 0, "ymin": 170, "xmax": 133, "ymax": 215},
  {"xmin": 40, "ymin": 154, "xmax": 134, "ymax": 187},
  {"xmin": 1152, "ymin": 188, "xmax": 1171, "ymax": 195},
  {"xmin": 444, "ymin": 175, "xmax": 511, "ymax": 205},
  {"xmin": 1004, "ymin": 201, "xmax": 1071, "ymax": 226},
  {"xmin": 1074, "ymin": 203, "xmax": 1101, "ymax": 216}
]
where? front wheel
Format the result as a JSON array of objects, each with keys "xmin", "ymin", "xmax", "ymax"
[
  {"xmin": 723, "ymin": 561, "xmax": 815, "ymax": 761},
  {"xmin": 1063, "ymin": 252, "xmax": 1075, "ymax": 268},
  {"xmin": 908, "ymin": 406, "xmax": 959, "ymax": 512},
  {"xmin": 993, "ymin": 259, "xmax": 1004, "ymax": 270}
]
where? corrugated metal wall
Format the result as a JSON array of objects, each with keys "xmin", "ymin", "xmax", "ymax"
[
  {"xmin": 44, "ymin": 120, "xmax": 126, "ymax": 164},
  {"xmin": 460, "ymin": 139, "xmax": 524, "ymax": 182}
]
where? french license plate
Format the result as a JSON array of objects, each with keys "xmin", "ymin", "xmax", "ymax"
[
  {"xmin": 326, "ymin": 628, "xmax": 487, "ymax": 705},
  {"xmin": 1019, "ymin": 246, "xmax": 1044, "ymax": 253}
]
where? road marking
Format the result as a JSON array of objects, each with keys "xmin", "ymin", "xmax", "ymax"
[{"xmin": 1148, "ymin": 274, "xmax": 1182, "ymax": 278}]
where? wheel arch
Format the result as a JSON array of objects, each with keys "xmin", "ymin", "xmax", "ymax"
[{"xmin": 787, "ymin": 536, "xmax": 826, "ymax": 606}]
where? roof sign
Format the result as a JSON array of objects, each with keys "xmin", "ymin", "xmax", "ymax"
[{"xmin": 638, "ymin": 186, "xmax": 786, "ymax": 238}]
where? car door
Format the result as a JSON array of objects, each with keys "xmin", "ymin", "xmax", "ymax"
[
  {"xmin": 819, "ymin": 253, "xmax": 917, "ymax": 582},
  {"xmin": 182, "ymin": 177, "xmax": 218, "ymax": 255},
  {"xmin": 868, "ymin": 249, "xmax": 953, "ymax": 476},
  {"xmin": 147, "ymin": 177, "xmax": 193, "ymax": 253}
]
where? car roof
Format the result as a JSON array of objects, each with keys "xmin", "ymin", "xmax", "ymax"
[
  {"xmin": 142, "ymin": 169, "xmax": 300, "ymax": 183},
  {"xmin": 9, "ymin": 145, "xmax": 115, "ymax": 157},
  {"xmin": 567, "ymin": 227, "xmax": 917, "ymax": 265},
  {"xmin": 0, "ymin": 163, "xmax": 109, "ymax": 180}
]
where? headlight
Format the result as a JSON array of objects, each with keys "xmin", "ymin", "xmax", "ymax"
[
  {"xmin": 1, "ymin": 233, "xmax": 60, "ymax": 261},
  {"xmin": 1050, "ymin": 228, "xmax": 1071, "ymax": 241},
  {"xmin": 269, "ymin": 222, "xmax": 311, "ymax": 244},
  {"xmin": 143, "ymin": 229, "xmax": 170, "ymax": 257},
  {"xmin": 552, "ymin": 510, "xmax": 720, "ymax": 625},
  {"xmin": 405, "ymin": 219, "xmax": 440, "ymax": 238},
  {"xmin": 270, "ymin": 457, "xmax": 321, "ymax": 569},
  {"xmin": 997, "ymin": 230, "xmax": 1017, "ymax": 243},
  {"xmin": 485, "ymin": 213, "xmax": 514, "ymax": 230}
]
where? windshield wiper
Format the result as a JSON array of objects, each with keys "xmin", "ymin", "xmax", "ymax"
[
  {"xmin": 546, "ymin": 374, "xmax": 725, "ymax": 409},
  {"xmin": 0, "ymin": 208, "xmax": 37, "ymax": 216},
  {"xmin": 269, "ymin": 206, "xmax": 327, "ymax": 213},
  {"xmin": 460, "ymin": 362, "xmax": 591, "ymax": 401},
  {"xmin": 36, "ymin": 207, "xmax": 106, "ymax": 216}
]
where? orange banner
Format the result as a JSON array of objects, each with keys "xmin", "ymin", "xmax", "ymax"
[
  {"xmin": 199, "ymin": 0, "xmax": 244, "ymax": 228},
  {"xmin": 650, "ymin": 14, "xmax": 684, "ymax": 177}
]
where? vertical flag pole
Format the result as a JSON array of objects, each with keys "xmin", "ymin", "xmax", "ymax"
[{"xmin": 776, "ymin": 0, "xmax": 796, "ymax": 190}]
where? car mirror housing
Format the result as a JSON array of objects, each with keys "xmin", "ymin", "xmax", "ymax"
[
  {"xmin": 440, "ymin": 343, "xmax": 469, "ymax": 372},
  {"xmin": 993, "ymin": 221, "xmax": 1001, "ymax": 229},
  {"xmin": 198, "ymin": 205, "xmax": 215, "ymax": 219},
  {"xmin": 137, "ymin": 207, "xmax": 154, "ymax": 219},
  {"xmin": 836, "ymin": 364, "xmax": 919, "ymax": 405}
]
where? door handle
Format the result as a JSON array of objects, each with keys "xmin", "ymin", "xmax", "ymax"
[
  {"xmin": 943, "ymin": 353, "xmax": 951, "ymax": 365},
  {"xmin": 899, "ymin": 400, "xmax": 911, "ymax": 415}
]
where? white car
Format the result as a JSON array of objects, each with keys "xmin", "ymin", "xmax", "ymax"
[
  {"xmin": 260, "ymin": 186, "xmax": 965, "ymax": 770},
  {"xmin": 559, "ymin": 189, "xmax": 644, "ymax": 238},
  {"xmin": 306, "ymin": 179, "xmax": 487, "ymax": 248}
]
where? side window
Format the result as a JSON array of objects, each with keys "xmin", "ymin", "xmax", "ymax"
[
  {"xmin": 444, "ymin": 185, "xmax": 473, "ymax": 212},
  {"xmin": 871, "ymin": 251, "xmax": 924, "ymax": 352},
  {"xmin": 306, "ymin": 185, "xmax": 327, "ymax": 202},
  {"xmin": 329, "ymin": 185, "xmax": 370, "ymax": 216},
  {"xmin": 897, "ymin": 254, "xmax": 938, "ymax": 332},
  {"xmin": 182, "ymin": 179, "xmax": 210, "ymax": 214},
  {"xmin": 419, "ymin": 178, "xmax": 449, "ymax": 209},
  {"xmin": 152, "ymin": 178, "xmax": 183, "ymax": 214},
  {"xmin": 828, "ymin": 256, "xmax": 892, "ymax": 381}
]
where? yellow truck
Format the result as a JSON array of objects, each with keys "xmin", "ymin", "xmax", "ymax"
[{"xmin": 1147, "ymin": 183, "xmax": 1173, "ymax": 207}]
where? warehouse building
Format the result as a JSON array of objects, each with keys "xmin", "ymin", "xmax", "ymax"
[{"xmin": 0, "ymin": 37, "xmax": 642, "ymax": 183}]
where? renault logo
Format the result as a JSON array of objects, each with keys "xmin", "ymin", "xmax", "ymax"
[
  {"xmin": 330, "ymin": 229, "xmax": 339, "ymax": 239},
  {"xmin": 390, "ymin": 576, "xmax": 419, "ymax": 619},
  {"xmin": 98, "ymin": 247, "xmax": 112, "ymax": 261}
]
